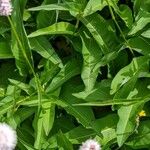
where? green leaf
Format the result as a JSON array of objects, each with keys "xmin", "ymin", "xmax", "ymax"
[
  {"xmin": 52, "ymin": 117, "xmax": 75, "ymax": 134},
  {"xmin": 91, "ymin": 114, "xmax": 118, "ymax": 138},
  {"xmin": 80, "ymin": 13, "xmax": 119, "ymax": 54},
  {"xmin": 126, "ymin": 120, "xmax": 150, "ymax": 149},
  {"xmin": 19, "ymin": 96, "xmax": 52, "ymax": 107},
  {"xmin": 141, "ymin": 29, "xmax": 150, "ymax": 38},
  {"xmin": 118, "ymin": 4, "xmax": 133, "ymax": 28},
  {"xmin": 60, "ymin": 79, "xmax": 95, "ymax": 128},
  {"xmin": 79, "ymin": 32, "xmax": 102, "ymax": 92},
  {"xmin": 57, "ymin": 130, "xmax": 73, "ymax": 150},
  {"xmin": 116, "ymin": 76, "xmax": 150, "ymax": 147},
  {"xmin": 133, "ymin": 0, "xmax": 150, "ymax": 16},
  {"xmin": 11, "ymin": 0, "xmax": 34, "ymax": 75},
  {"xmin": 74, "ymin": 98, "xmax": 141, "ymax": 106},
  {"xmin": 84, "ymin": 0, "xmax": 133, "ymax": 29},
  {"xmin": 113, "ymin": 75, "xmax": 138, "ymax": 100},
  {"xmin": 8, "ymin": 107, "xmax": 35, "ymax": 128},
  {"xmin": 127, "ymin": 36, "xmax": 150, "ymax": 55},
  {"xmin": 107, "ymin": 1, "xmax": 133, "ymax": 28},
  {"xmin": 23, "ymin": 95, "xmax": 95, "ymax": 133},
  {"xmin": 111, "ymin": 57, "xmax": 149, "ymax": 95},
  {"xmin": 40, "ymin": 63, "xmax": 60, "ymax": 85},
  {"xmin": 36, "ymin": 0, "xmax": 59, "ymax": 29},
  {"xmin": 23, "ymin": 10, "xmax": 31, "ymax": 21},
  {"xmin": 133, "ymin": 0, "xmax": 142, "ymax": 16},
  {"xmin": 60, "ymin": 98, "xmax": 95, "ymax": 129},
  {"xmin": 28, "ymin": 3, "xmax": 69, "ymax": 12},
  {"xmin": 17, "ymin": 126, "xmax": 35, "ymax": 150},
  {"xmin": 128, "ymin": 9, "xmax": 150, "ymax": 35},
  {"xmin": 64, "ymin": 0, "xmax": 87, "ymax": 17},
  {"xmin": 83, "ymin": 0, "xmax": 118, "ymax": 17},
  {"xmin": 110, "ymin": 56, "xmax": 150, "ymax": 146},
  {"xmin": 108, "ymin": 50, "xmax": 129, "ymax": 77},
  {"xmin": 33, "ymin": 110, "xmax": 45, "ymax": 149},
  {"xmin": 65, "ymin": 126, "xmax": 96, "ymax": 144},
  {"xmin": 30, "ymin": 36, "xmax": 63, "ymax": 68},
  {"xmin": 28, "ymin": 22, "xmax": 76, "ymax": 38},
  {"xmin": 9, "ymin": 79, "xmax": 35, "ymax": 95},
  {"xmin": 0, "ymin": 96, "xmax": 14, "ymax": 116},
  {"xmin": 101, "ymin": 128, "xmax": 116, "ymax": 148},
  {"xmin": 46, "ymin": 58, "xmax": 81, "ymax": 93},
  {"xmin": 42, "ymin": 103, "xmax": 55, "ymax": 136},
  {"xmin": 74, "ymin": 80, "xmax": 113, "ymax": 101},
  {"xmin": 66, "ymin": 114, "xmax": 118, "ymax": 145},
  {"xmin": 117, "ymin": 103, "xmax": 143, "ymax": 147},
  {"xmin": 74, "ymin": 46, "xmax": 119, "ymax": 99}
]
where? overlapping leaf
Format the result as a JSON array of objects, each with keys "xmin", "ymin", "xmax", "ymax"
[
  {"xmin": 80, "ymin": 13, "xmax": 119, "ymax": 54},
  {"xmin": 11, "ymin": 0, "xmax": 34, "ymax": 75}
]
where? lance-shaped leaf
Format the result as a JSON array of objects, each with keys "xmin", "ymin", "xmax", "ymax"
[
  {"xmin": 80, "ymin": 13, "xmax": 119, "ymax": 54},
  {"xmin": 30, "ymin": 36, "xmax": 63, "ymax": 68},
  {"xmin": 65, "ymin": 126, "xmax": 96, "ymax": 144},
  {"xmin": 9, "ymin": 79, "xmax": 35, "ymax": 95},
  {"xmin": 60, "ymin": 79, "xmax": 95, "ymax": 128},
  {"xmin": 73, "ymin": 37, "xmax": 119, "ymax": 99},
  {"xmin": 36, "ymin": 0, "xmax": 61, "ymax": 29},
  {"xmin": 73, "ymin": 99, "xmax": 141, "ymax": 106},
  {"xmin": 78, "ymin": 32, "xmax": 102, "ymax": 93},
  {"xmin": 17, "ymin": 128, "xmax": 35, "ymax": 150},
  {"xmin": 28, "ymin": 22, "xmax": 76, "ymax": 38},
  {"xmin": 116, "ymin": 79, "xmax": 150, "ymax": 147},
  {"xmin": 128, "ymin": 9, "xmax": 150, "ymax": 35},
  {"xmin": 46, "ymin": 58, "xmax": 81, "ymax": 93},
  {"xmin": 11, "ymin": 0, "xmax": 34, "ymax": 75},
  {"xmin": 64, "ymin": 0, "xmax": 87, "ymax": 17},
  {"xmin": 83, "ymin": 0, "xmax": 118, "ymax": 17},
  {"xmin": 84, "ymin": 0, "xmax": 133, "ymax": 28},
  {"xmin": 28, "ymin": 3, "xmax": 69, "ymax": 12},
  {"xmin": 65, "ymin": 114, "xmax": 118, "ymax": 144},
  {"xmin": 42, "ymin": 103, "xmax": 55, "ymax": 136},
  {"xmin": 117, "ymin": 103, "xmax": 143, "ymax": 147},
  {"xmin": 113, "ymin": 58, "xmax": 150, "ymax": 147},
  {"xmin": 111, "ymin": 57, "xmax": 150, "ymax": 95},
  {"xmin": 105, "ymin": 0, "xmax": 133, "ymax": 29},
  {"xmin": 33, "ymin": 102, "xmax": 55, "ymax": 149},
  {"xmin": 57, "ymin": 131, "xmax": 73, "ymax": 150}
]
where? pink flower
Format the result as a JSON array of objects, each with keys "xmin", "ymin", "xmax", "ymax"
[
  {"xmin": 0, "ymin": 0, "xmax": 12, "ymax": 16},
  {"xmin": 79, "ymin": 139, "xmax": 101, "ymax": 150},
  {"xmin": 0, "ymin": 123, "xmax": 17, "ymax": 150}
]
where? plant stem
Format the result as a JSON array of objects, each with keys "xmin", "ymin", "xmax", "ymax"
[
  {"xmin": 8, "ymin": 16, "xmax": 42, "ymax": 113},
  {"xmin": 75, "ymin": 19, "xmax": 80, "ymax": 29},
  {"xmin": 106, "ymin": 0, "xmax": 135, "ymax": 56}
]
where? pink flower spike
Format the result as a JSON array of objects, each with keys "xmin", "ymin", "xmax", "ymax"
[
  {"xmin": 0, "ymin": 123, "xmax": 17, "ymax": 150},
  {"xmin": 0, "ymin": 0, "xmax": 12, "ymax": 16},
  {"xmin": 79, "ymin": 139, "xmax": 101, "ymax": 150}
]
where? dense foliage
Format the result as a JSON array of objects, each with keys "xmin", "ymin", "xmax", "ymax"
[{"xmin": 0, "ymin": 0, "xmax": 150, "ymax": 149}]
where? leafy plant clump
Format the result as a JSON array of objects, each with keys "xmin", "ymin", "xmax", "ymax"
[{"xmin": 0, "ymin": 0, "xmax": 150, "ymax": 149}]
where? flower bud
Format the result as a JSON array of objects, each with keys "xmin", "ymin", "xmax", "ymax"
[
  {"xmin": 0, "ymin": 0, "xmax": 12, "ymax": 16},
  {"xmin": 79, "ymin": 139, "xmax": 101, "ymax": 150},
  {"xmin": 0, "ymin": 123, "xmax": 17, "ymax": 150}
]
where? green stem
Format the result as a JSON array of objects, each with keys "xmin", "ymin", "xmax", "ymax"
[
  {"xmin": 106, "ymin": 0, "xmax": 134, "ymax": 56},
  {"xmin": 56, "ymin": 0, "xmax": 60, "ymax": 23},
  {"xmin": 8, "ymin": 16, "xmax": 42, "ymax": 113},
  {"xmin": 75, "ymin": 19, "xmax": 80, "ymax": 29}
]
